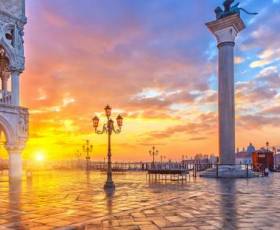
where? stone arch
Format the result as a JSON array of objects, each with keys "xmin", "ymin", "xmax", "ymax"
[{"xmin": 0, "ymin": 115, "xmax": 15, "ymax": 146}]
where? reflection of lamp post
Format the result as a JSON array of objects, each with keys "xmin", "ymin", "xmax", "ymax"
[
  {"xmin": 149, "ymin": 146, "xmax": 158, "ymax": 168},
  {"xmin": 92, "ymin": 105, "xmax": 123, "ymax": 190},
  {"xmin": 76, "ymin": 150, "xmax": 81, "ymax": 169},
  {"xmin": 83, "ymin": 140, "xmax": 93, "ymax": 171}
]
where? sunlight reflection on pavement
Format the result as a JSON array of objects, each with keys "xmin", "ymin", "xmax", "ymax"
[{"xmin": 0, "ymin": 171, "xmax": 280, "ymax": 229}]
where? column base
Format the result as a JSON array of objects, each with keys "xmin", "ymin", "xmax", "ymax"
[
  {"xmin": 200, "ymin": 165, "xmax": 258, "ymax": 178},
  {"xmin": 104, "ymin": 180, "xmax": 115, "ymax": 190}
]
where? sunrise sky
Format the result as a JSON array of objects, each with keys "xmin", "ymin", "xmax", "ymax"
[{"xmin": 11, "ymin": 0, "xmax": 280, "ymax": 161}]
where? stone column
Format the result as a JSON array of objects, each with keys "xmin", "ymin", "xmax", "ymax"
[
  {"xmin": 6, "ymin": 145, "xmax": 23, "ymax": 179},
  {"xmin": 206, "ymin": 14, "xmax": 245, "ymax": 164},
  {"xmin": 11, "ymin": 71, "xmax": 20, "ymax": 106},
  {"xmin": 1, "ymin": 74, "xmax": 7, "ymax": 91},
  {"xmin": 1, "ymin": 71, "xmax": 10, "ymax": 91}
]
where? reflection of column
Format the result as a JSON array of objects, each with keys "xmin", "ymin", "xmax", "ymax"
[
  {"xmin": 105, "ymin": 189, "xmax": 114, "ymax": 227},
  {"xmin": 9, "ymin": 178, "xmax": 22, "ymax": 225},
  {"xmin": 11, "ymin": 70, "xmax": 20, "ymax": 106},
  {"xmin": 218, "ymin": 179, "xmax": 237, "ymax": 229},
  {"xmin": 206, "ymin": 14, "xmax": 245, "ymax": 164},
  {"xmin": 7, "ymin": 145, "xmax": 23, "ymax": 179}
]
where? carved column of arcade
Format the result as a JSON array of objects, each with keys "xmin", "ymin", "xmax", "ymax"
[
  {"xmin": 0, "ymin": 50, "xmax": 10, "ymax": 93},
  {"xmin": 1, "ymin": 71, "xmax": 10, "ymax": 92},
  {"xmin": 6, "ymin": 144, "xmax": 24, "ymax": 179},
  {"xmin": 11, "ymin": 70, "xmax": 20, "ymax": 106}
]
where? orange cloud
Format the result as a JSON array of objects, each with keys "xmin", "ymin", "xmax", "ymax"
[{"xmin": 15, "ymin": 1, "xmax": 280, "ymax": 161}]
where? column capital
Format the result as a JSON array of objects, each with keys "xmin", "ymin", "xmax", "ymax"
[
  {"xmin": 10, "ymin": 69, "xmax": 22, "ymax": 75},
  {"xmin": 214, "ymin": 27, "xmax": 237, "ymax": 45},
  {"xmin": 5, "ymin": 143, "xmax": 25, "ymax": 153},
  {"xmin": 206, "ymin": 14, "xmax": 245, "ymax": 46}
]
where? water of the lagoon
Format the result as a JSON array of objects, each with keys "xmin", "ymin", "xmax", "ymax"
[{"xmin": 0, "ymin": 171, "xmax": 280, "ymax": 229}]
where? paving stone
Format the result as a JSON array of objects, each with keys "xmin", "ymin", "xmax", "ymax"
[
  {"xmin": 162, "ymin": 227, "xmax": 197, "ymax": 230},
  {"xmin": 152, "ymin": 217, "xmax": 169, "ymax": 228},
  {"xmin": 0, "ymin": 171, "xmax": 279, "ymax": 229},
  {"xmin": 165, "ymin": 215, "xmax": 185, "ymax": 223},
  {"xmin": 138, "ymin": 224, "xmax": 159, "ymax": 230},
  {"xmin": 131, "ymin": 212, "xmax": 145, "ymax": 218}
]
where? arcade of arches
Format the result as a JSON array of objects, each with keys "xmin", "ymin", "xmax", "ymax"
[{"xmin": 0, "ymin": 0, "xmax": 28, "ymax": 179}]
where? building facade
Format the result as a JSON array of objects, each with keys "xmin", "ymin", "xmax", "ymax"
[{"xmin": 0, "ymin": 0, "xmax": 28, "ymax": 178}]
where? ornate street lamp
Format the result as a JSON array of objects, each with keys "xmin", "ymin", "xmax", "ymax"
[
  {"xmin": 83, "ymin": 140, "xmax": 93, "ymax": 171},
  {"xmin": 92, "ymin": 105, "xmax": 123, "ymax": 190},
  {"xmin": 149, "ymin": 146, "xmax": 158, "ymax": 168}
]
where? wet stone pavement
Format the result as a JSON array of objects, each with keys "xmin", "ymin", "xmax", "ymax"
[{"xmin": 0, "ymin": 171, "xmax": 280, "ymax": 229}]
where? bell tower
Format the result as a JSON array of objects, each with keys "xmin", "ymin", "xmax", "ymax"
[{"xmin": 0, "ymin": 0, "xmax": 28, "ymax": 179}]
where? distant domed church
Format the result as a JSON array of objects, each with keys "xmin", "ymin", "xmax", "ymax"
[
  {"xmin": 247, "ymin": 143, "xmax": 256, "ymax": 154},
  {"xmin": 236, "ymin": 143, "xmax": 256, "ymax": 164}
]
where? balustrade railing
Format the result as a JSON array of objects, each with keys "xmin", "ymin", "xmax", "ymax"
[
  {"xmin": 192, "ymin": 163, "xmax": 257, "ymax": 178},
  {"xmin": 0, "ymin": 90, "xmax": 12, "ymax": 105}
]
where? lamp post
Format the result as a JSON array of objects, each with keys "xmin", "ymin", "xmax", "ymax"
[
  {"xmin": 83, "ymin": 140, "xmax": 93, "ymax": 171},
  {"xmin": 92, "ymin": 105, "xmax": 123, "ymax": 190},
  {"xmin": 272, "ymin": 146, "xmax": 276, "ymax": 170},
  {"xmin": 266, "ymin": 141, "xmax": 269, "ymax": 151},
  {"xmin": 160, "ymin": 155, "xmax": 166, "ymax": 164},
  {"xmin": 149, "ymin": 146, "xmax": 158, "ymax": 168}
]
